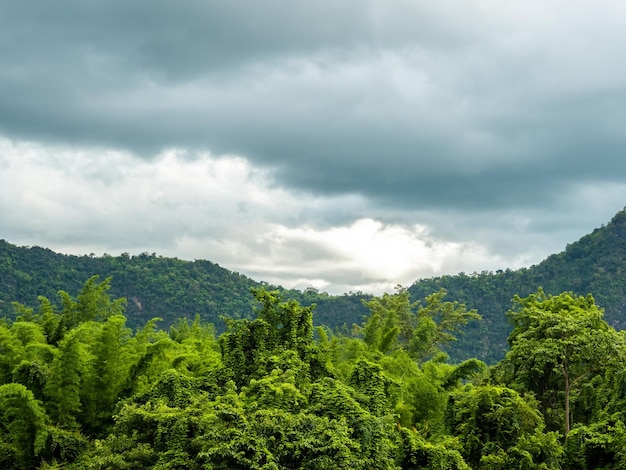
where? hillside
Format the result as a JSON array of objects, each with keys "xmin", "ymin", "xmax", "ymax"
[
  {"xmin": 410, "ymin": 208, "xmax": 626, "ymax": 362},
  {"xmin": 0, "ymin": 244, "xmax": 263, "ymax": 327},
  {"xmin": 0, "ymin": 241, "xmax": 370, "ymax": 334},
  {"xmin": 2, "ymin": 208, "xmax": 626, "ymax": 363}
]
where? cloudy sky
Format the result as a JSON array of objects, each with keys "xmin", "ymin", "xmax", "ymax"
[{"xmin": 2, "ymin": 1, "xmax": 626, "ymax": 294}]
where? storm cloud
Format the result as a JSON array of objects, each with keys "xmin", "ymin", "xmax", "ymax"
[{"xmin": 1, "ymin": 1, "xmax": 626, "ymax": 293}]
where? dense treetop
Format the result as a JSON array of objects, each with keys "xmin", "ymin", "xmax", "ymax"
[{"xmin": 1, "ymin": 277, "xmax": 625, "ymax": 468}]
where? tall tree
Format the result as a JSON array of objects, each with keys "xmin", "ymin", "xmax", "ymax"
[
  {"xmin": 219, "ymin": 288, "xmax": 315, "ymax": 387},
  {"xmin": 56, "ymin": 276, "xmax": 126, "ymax": 339},
  {"xmin": 411, "ymin": 289, "xmax": 481, "ymax": 362},
  {"xmin": 44, "ymin": 328, "xmax": 88, "ymax": 429},
  {"xmin": 447, "ymin": 384, "xmax": 562, "ymax": 468},
  {"xmin": 500, "ymin": 289, "xmax": 626, "ymax": 435},
  {"xmin": 358, "ymin": 287, "xmax": 481, "ymax": 362}
]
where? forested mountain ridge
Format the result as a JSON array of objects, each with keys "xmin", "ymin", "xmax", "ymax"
[
  {"xmin": 0, "ymin": 240, "xmax": 370, "ymax": 336},
  {"xmin": 0, "ymin": 244, "xmax": 264, "ymax": 327},
  {"xmin": 410, "ymin": 208, "xmax": 626, "ymax": 362},
  {"xmin": 2, "ymin": 208, "xmax": 626, "ymax": 363}
]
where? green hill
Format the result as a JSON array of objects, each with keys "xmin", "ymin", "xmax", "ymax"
[
  {"xmin": 410, "ymin": 208, "xmax": 626, "ymax": 362},
  {"xmin": 2, "ymin": 208, "xmax": 626, "ymax": 363},
  {"xmin": 0, "ymin": 241, "xmax": 370, "ymax": 334},
  {"xmin": 0, "ymin": 245, "xmax": 262, "ymax": 327}
]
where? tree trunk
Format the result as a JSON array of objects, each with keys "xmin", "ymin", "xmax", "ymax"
[{"xmin": 563, "ymin": 363, "xmax": 570, "ymax": 436}]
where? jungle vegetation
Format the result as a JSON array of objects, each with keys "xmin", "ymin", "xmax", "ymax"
[{"xmin": 1, "ymin": 277, "xmax": 625, "ymax": 469}]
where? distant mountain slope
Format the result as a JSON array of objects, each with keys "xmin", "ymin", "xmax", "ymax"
[
  {"xmin": 410, "ymin": 208, "xmax": 626, "ymax": 362},
  {"xmin": 2, "ymin": 208, "xmax": 626, "ymax": 363},
  {"xmin": 0, "ymin": 244, "xmax": 259, "ymax": 327},
  {"xmin": 0, "ymin": 240, "xmax": 370, "ymax": 333}
]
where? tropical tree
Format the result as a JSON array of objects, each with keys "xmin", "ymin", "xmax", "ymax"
[
  {"xmin": 358, "ymin": 287, "xmax": 481, "ymax": 362},
  {"xmin": 219, "ymin": 288, "xmax": 316, "ymax": 387},
  {"xmin": 44, "ymin": 327, "xmax": 88, "ymax": 429},
  {"xmin": 447, "ymin": 384, "xmax": 562, "ymax": 469},
  {"xmin": 410, "ymin": 289, "xmax": 482, "ymax": 363},
  {"xmin": 0, "ymin": 383, "xmax": 50, "ymax": 469},
  {"xmin": 499, "ymin": 289, "xmax": 626, "ymax": 435}
]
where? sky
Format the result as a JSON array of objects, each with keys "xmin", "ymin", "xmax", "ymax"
[{"xmin": 2, "ymin": 1, "xmax": 626, "ymax": 295}]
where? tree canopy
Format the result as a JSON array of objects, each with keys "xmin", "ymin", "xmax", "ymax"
[{"xmin": 0, "ymin": 277, "xmax": 625, "ymax": 468}]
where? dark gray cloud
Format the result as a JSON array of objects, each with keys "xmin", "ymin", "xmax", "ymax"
[
  {"xmin": 2, "ymin": 1, "xmax": 626, "ymax": 292},
  {"xmin": 0, "ymin": 1, "xmax": 476, "ymax": 76}
]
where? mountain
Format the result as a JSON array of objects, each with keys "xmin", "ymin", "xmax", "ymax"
[
  {"xmin": 2, "ymin": 208, "xmax": 626, "ymax": 363},
  {"xmin": 409, "ymin": 208, "xmax": 626, "ymax": 362},
  {"xmin": 0, "ymin": 240, "xmax": 370, "ymax": 334}
]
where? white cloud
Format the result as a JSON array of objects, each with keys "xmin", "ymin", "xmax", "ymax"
[
  {"xmin": 217, "ymin": 218, "xmax": 510, "ymax": 294},
  {"xmin": 0, "ymin": 134, "xmax": 523, "ymax": 295},
  {"xmin": 0, "ymin": 136, "xmax": 288, "ymax": 250}
]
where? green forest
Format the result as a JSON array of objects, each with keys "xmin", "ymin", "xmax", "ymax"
[{"xmin": 1, "ymin": 276, "xmax": 625, "ymax": 469}]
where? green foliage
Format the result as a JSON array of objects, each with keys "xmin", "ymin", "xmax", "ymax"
[
  {"xmin": 381, "ymin": 350, "xmax": 444, "ymax": 430},
  {"xmin": 409, "ymin": 209, "xmax": 626, "ymax": 362},
  {"xmin": 80, "ymin": 315, "xmax": 136, "ymax": 435},
  {"xmin": 0, "ymin": 324, "xmax": 27, "ymax": 384},
  {"xmin": 241, "ymin": 366, "xmax": 308, "ymax": 413},
  {"xmin": 0, "ymin": 383, "xmax": 50, "ymax": 469},
  {"xmin": 564, "ymin": 417, "xmax": 626, "ymax": 469},
  {"xmin": 497, "ymin": 289, "xmax": 626, "ymax": 434},
  {"xmin": 307, "ymin": 377, "xmax": 399, "ymax": 468},
  {"xmin": 6, "ymin": 208, "xmax": 626, "ymax": 365},
  {"xmin": 83, "ymin": 367, "xmax": 398, "ymax": 469},
  {"xmin": 0, "ymin": 241, "xmax": 315, "ymax": 333},
  {"xmin": 411, "ymin": 289, "xmax": 482, "ymax": 363},
  {"xmin": 44, "ymin": 327, "xmax": 86, "ymax": 429},
  {"xmin": 220, "ymin": 289, "xmax": 315, "ymax": 387},
  {"xmin": 348, "ymin": 358, "xmax": 398, "ymax": 416},
  {"xmin": 447, "ymin": 384, "xmax": 562, "ymax": 469},
  {"xmin": 358, "ymin": 286, "xmax": 481, "ymax": 363},
  {"xmin": 199, "ymin": 406, "xmax": 363, "ymax": 469},
  {"xmin": 7, "ymin": 275, "xmax": 626, "ymax": 468},
  {"xmin": 361, "ymin": 287, "xmax": 415, "ymax": 353},
  {"xmin": 397, "ymin": 427, "xmax": 469, "ymax": 469}
]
